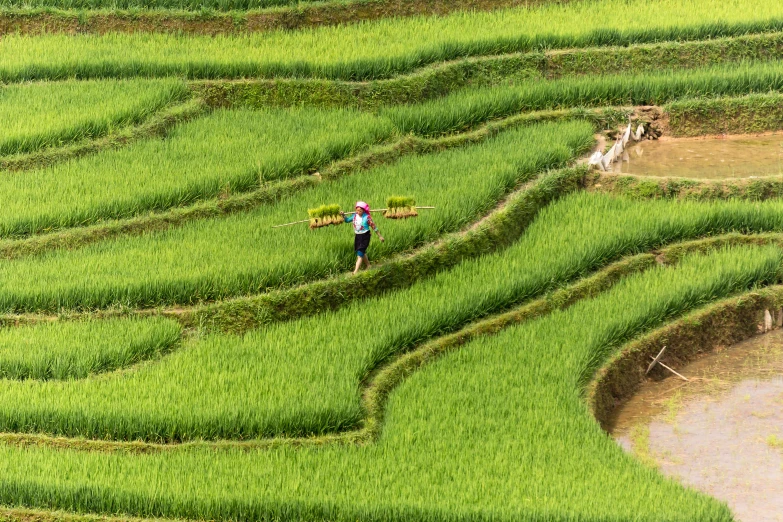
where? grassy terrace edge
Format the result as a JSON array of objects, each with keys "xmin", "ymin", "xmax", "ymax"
[
  {"xmin": 1, "ymin": 82, "xmax": 776, "ymax": 262},
  {"xmin": 0, "ymin": 97, "xmax": 205, "ymax": 173},
  {"xmin": 586, "ymin": 171, "xmax": 783, "ymax": 201},
  {"xmin": 10, "ymin": 18, "xmax": 783, "ymax": 83},
  {"xmin": 196, "ymin": 32, "xmax": 783, "ymax": 110},
  {"xmin": 219, "ymin": 170, "xmax": 783, "ymax": 337},
  {"xmin": 0, "ymin": 92, "xmax": 776, "ymax": 318},
  {"xmin": 3, "ymin": 75, "xmax": 774, "ymax": 184},
  {"xmin": 0, "ymin": 0, "xmax": 529, "ymax": 35},
  {"xmin": 0, "ymin": 95, "xmax": 776, "ymax": 319},
  {"xmin": 0, "ymin": 251, "xmax": 656, "ymax": 452},
  {"xmin": 0, "ymin": 105, "xmax": 619, "ymax": 248},
  {"xmin": 0, "ymin": 86, "xmax": 768, "ymax": 258},
  {"xmin": 0, "ymin": 233, "xmax": 777, "ymax": 453},
  {"xmin": 0, "ymin": 164, "xmax": 588, "ymax": 328},
  {"xmin": 3, "ymin": 85, "xmax": 775, "ymax": 252}
]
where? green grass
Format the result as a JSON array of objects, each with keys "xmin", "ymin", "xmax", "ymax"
[
  {"xmin": 665, "ymin": 92, "xmax": 783, "ymax": 136},
  {"xmin": 8, "ymin": 191, "xmax": 783, "ymax": 441},
  {"xmin": 385, "ymin": 59, "xmax": 783, "ymax": 136},
  {"xmin": 4, "ymin": 0, "xmax": 783, "ymax": 519},
  {"xmin": 0, "ymin": 318, "xmax": 180, "ymax": 380},
  {"xmin": 0, "ymin": 120, "xmax": 592, "ymax": 313},
  {"xmin": 0, "ymin": 107, "xmax": 394, "ymax": 237},
  {"xmin": 386, "ymin": 196, "xmax": 415, "ymax": 209},
  {"xmin": 5, "ymin": 0, "xmax": 783, "ymax": 81},
  {"xmin": 0, "ymin": 79, "xmax": 188, "ymax": 156},
  {"xmin": 0, "ymin": 246, "xmax": 769, "ymax": 521}
]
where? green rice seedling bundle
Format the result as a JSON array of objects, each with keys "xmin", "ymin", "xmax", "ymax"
[
  {"xmin": 308, "ymin": 204, "xmax": 343, "ymax": 229},
  {"xmin": 0, "ymin": 107, "xmax": 394, "ymax": 237},
  {"xmin": 0, "ymin": 120, "xmax": 593, "ymax": 313},
  {"xmin": 386, "ymin": 59, "xmax": 783, "ymax": 136},
  {"xmin": 0, "ymin": 79, "xmax": 188, "ymax": 156},
  {"xmin": 8, "ymin": 190, "xmax": 783, "ymax": 441},
  {"xmin": 384, "ymin": 196, "xmax": 417, "ymax": 219},
  {"xmin": 0, "ymin": 317, "xmax": 180, "ymax": 381},
  {"xmin": 0, "ymin": 247, "xmax": 767, "ymax": 521},
  {"xmin": 4, "ymin": 0, "xmax": 783, "ymax": 81}
]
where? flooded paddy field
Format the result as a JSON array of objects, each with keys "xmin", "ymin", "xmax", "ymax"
[
  {"xmin": 612, "ymin": 329, "xmax": 783, "ymax": 522},
  {"xmin": 610, "ymin": 133, "xmax": 783, "ymax": 179}
]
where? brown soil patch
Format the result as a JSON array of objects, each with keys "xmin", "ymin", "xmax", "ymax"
[{"xmin": 631, "ymin": 105, "xmax": 668, "ymax": 138}]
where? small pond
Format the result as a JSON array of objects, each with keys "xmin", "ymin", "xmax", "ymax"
[
  {"xmin": 612, "ymin": 329, "xmax": 783, "ymax": 522},
  {"xmin": 609, "ymin": 133, "xmax": 783, "ymax": 179}
]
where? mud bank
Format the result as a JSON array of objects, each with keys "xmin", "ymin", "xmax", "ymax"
[{"xmin": 613, "ymin": 329, "xmax": 783, "ymax": 522}]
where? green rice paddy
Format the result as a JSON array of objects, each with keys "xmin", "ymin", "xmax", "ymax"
[
  {"xmin": 0, "ymin": 79, "xmax": 188, "ymax": 156},
  {"xmin": 0, "ymin": 0, "xmax": 780, "ymax": 520}
]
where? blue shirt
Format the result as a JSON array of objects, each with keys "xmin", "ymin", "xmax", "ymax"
[{"xmin": 345, "ymin": 213, "xmax": 373, "ymax": 234}]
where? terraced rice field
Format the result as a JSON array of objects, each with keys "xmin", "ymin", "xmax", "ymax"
[{"xmin": 5, "ymin": 1, "xmax": 783, "ymax": 521}]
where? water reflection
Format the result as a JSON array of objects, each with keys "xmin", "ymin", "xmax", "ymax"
[
  {"xmin": 612, "ymin": 330, "xmax": 783, "ymax": 522},
  {"xmin": 610, "ymin": 134, "xmax": 783, "ymax": 179}
]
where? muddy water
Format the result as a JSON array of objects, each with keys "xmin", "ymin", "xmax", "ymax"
[
  {"xmin": 609, "ymin": 134, "xmax": 783, "ymax": 179},
  {"xmin": 612, "ymin": 330, "xmax": 783, "ymax": 522}
]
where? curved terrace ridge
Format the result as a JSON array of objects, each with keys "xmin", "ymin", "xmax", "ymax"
[
  {"xmin": 0, "ymin": 228, "xmax": 775, "ymax": 451},
  {"xmin": 8, "ymin": 7, "xmax": 783, "ymax": 519},
  {"xmin": 0, "ymin": 240, "xmax": 769, "ymax": 521}
]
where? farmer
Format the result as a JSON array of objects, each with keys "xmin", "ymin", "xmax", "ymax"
[{"xmin": 341, "ymin": 201, "xmax": 384, "ymax": 275}]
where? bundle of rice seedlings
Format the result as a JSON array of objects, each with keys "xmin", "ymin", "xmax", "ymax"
[
  {"xmin": 308, "ymin": 204, "xmax": 343, "ymax": 229},
  {"xmin": 384, "ymin": 196, "xmax": 418, "ymax": 219}
]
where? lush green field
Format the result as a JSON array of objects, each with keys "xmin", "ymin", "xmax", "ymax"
[
  {"xmin": 4, "ymin": 0, "xmax": 783, "ymax": 81},
  {"xmin": 4, "ymin": 192, "xmax": 783, "ymax": 441},
  {"xmin": 0, "ymin": 318, "xmax": 180, "ymax": 380},
  {"xmin": 0, "ymin": 245, "xmax": 770, "ymax": 521},
  {"xmin": 0, "ymin": 79, "xmax": 188, "ymax": 156},
  {"xmin": 0, "ymin": 120, "xmax": 593, "ymax": 311},
  {"xmin": 0, "ymin": 107, "xmax": 393, "ymax": 237},
  {"xmin": 4, "ymin": 0, "xmax": 783, "ymax": 520},
  {"xmin": 385, "ymin": 60, "xmax": 783, "ymax": 135}
]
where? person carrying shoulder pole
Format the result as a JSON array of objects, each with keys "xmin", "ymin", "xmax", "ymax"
[{"xmin": 341, "ymin": 201, "xmax": 384, "ymax": 275}]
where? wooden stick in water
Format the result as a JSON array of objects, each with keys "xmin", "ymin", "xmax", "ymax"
[
  {"xmin": 646, "ymin": 346, "xmax": 667, "ymax": 375},
  {"xmin": 648, "ymin": 355, "xmax": 689, "ymax": 382},
  {"xmin": 657, "ymin": 361, "xmax": 689, "ymax": 382}
]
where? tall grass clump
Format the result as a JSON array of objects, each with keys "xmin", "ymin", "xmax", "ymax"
[
  {"xmin": 4, "ymin": 0, "xmax": 783, "ymax": 80},
  {"xmin": 386, "ymin": 60, "xmax": 783, "ymax": 135},
  {"xmin": 5, "ymin": 192, "xmax": 783, "ymax": 440},
  {"xmin": 0, "ymin": 120, "xmax": 593, "ymax": 313},
  {"xmin": 0, "ymin": 248, "xmax": 766, "ymax": 521},
  {"xmin": 0, "ymin": 79, "xmax": 189, "ymax": 156},
  {"xmin": 0, "ymin": 107, "xmax": 394, "ymax": 237},
  {"xmin": 0, "ymin": 318, "xmax": 180, "ymax": 380}
]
